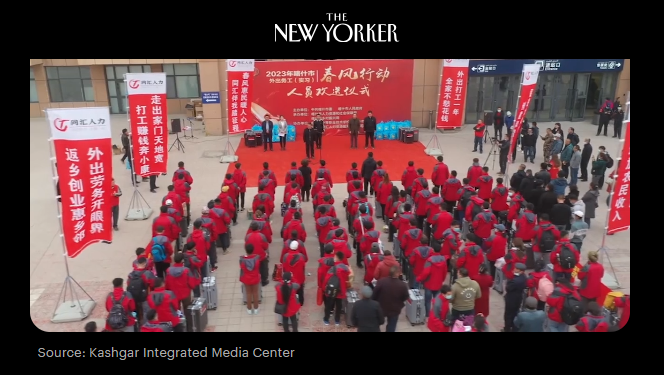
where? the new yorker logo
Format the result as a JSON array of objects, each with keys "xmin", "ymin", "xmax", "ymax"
[
  {"xmin": 53, "ymin": 117, "xmax": 107, "ymax": 132},
  {"xmin": 275, "ymin": 13, "xmax": 398, "ymax": 43},
  {"xmin": 129, "ymin": 79, "xmax": 164, "ymax": 89}
]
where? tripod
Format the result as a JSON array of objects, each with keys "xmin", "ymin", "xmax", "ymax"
[
  {"xmin": 169, "ymin": 132, "xmax": 185, "ymax": 153},
  {"xmin": 183, "ymin": 118, "xmax": 198, "ymax": 139},
  {"xmin": 483, "ymin": 139, "xmax": 498, "ymax": 170}
]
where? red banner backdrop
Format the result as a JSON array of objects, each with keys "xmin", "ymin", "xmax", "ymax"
[
  {"xmin": 126, "ymin": 73, "xmax": 168, "ymax": 177},
  {"xmin": 436, "ymin": 59, "xmax": 469, "ymax": 129},
  {"xmin": 227, "ymin": 59, "xmax": 255, "ymax": 134},
  {"xmin": 47, "ymin": 107, "xmax": 113, "ymax": 258},
  {"xmin": 508, "ymin": 64, "xmax": 540, "ymax": 161},
  {"xmin": 253, "ymin": 59, "xmax": 414, "ymax": 136},
  {"xmin": 607, "ymin": 121, "xmax": 630, "ymax": 234}
]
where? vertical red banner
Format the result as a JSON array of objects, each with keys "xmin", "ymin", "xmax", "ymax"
[
  {"xmin": 47, "ymin": 107, "xmax": 113, "ymax": 258},
  {"xmin": 508, "ymin": 64, "xmax": 541, "ymax": 161},
  {"xmin": 226, "ymin": 59, "xmax": 255, "ymax": 134},
  {"xmin": 436, "ymin": 59, "xmax": 470, "ymax": 129},
  {"xmin": 126, "ymin": 73, "xmax": 168, "ymax": 176},
  {"xmin": 607, "ymin": 121, "xmax": 630, "ymax": 234}
]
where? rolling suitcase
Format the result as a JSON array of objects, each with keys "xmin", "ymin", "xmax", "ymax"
[
  {"xmin": 242, "ymin": 284, "xmax": 263, "ymax": 304},
  {"xmin": 185, "ymin": 297, "xmax": 209, "ymax": 332},
  {"xmin": 343, "ymin": 290, "xmax": 360, "ymax": 327},
  {"xmin": 493, "ymin": 267, "xmax": 505, "ymax": 294},
  {"xmin": 405, "ymin": 289, "xmax": 425, "ymax": 325},
  {"xmin": 392, "ymin": 235, "xmax": 402, "ymax": 259},
  {"xmin": 201, "ymin": 276, "xmax": 218, "ymax": 310}
]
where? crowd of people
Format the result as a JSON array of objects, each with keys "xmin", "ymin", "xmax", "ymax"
[{"xmin": 90, "ymin": 128, "xmax": 629, "ymax": 333}]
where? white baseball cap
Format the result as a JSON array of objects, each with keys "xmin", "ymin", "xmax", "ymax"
[
  {"xmin": 165, "ymin": 199, "xmax": 173, "ymax": 205},
  {"xmin": 202, "ymin": 207, "xmax": 210, "ymax": 214},
  {"xmin": 289, "ymin": 241, "xmax": 299, "ymax": 250},
  {"xmin": 573, "ymin": 210, "xmax": 584, "ymax": 218}
]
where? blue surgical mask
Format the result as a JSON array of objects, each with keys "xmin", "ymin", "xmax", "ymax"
[
  {"xmin": 445, "ymin": 295, "xmax": 452, "ymax": 300},
  {"xmin": 453, "ymin": 227, "xmax": 461, "ymax": 233}
]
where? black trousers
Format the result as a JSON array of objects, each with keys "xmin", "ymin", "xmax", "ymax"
[
  {"xmin": 155, "ymin": 261, "xmax": 170, "ymax": 278},
  {"xmin": 597, "ymin": 116, "xmax": 610, "ymax": 135},
  {"xmin": 380, "ymin": 203, "xmax": 387, "ymax": 221},
  {"xmin": 260, "ymin": 257, "xmax": 269, "ymax": 285},
  {"xmin": 208, "ymin": 241, "xmax": 218, "ymax": 267},
  {"xmin": 363, "ymin": 179, "xmax": 373, "ymax": 195},
  {"xmin": 315, "ymin": 132, "xmax": 322, "ymax": 148},
  {"xmin": 365, "ymin": 132, "xmax": 375, "ymax": 147},
  {"xmin": 279, "ymin": 136, "xmax": 287, "ymax": 149},
  {"xmin": 504, "ymin": 306, "xmax": 519, "ymax": 332},
  {"xmin": 282, "ymin": 315, "xmax": 299, "ymax": 332},
  {"xmin": 580, "ymin": 160, "xmax": 590, "ymax": 180},
  {"xmin": 263, "ymin": 134, "xmax": 273, "ymax": 151},
  {"xmin": 217, "ymin": 233, "xmax": 230, "ymax": 250},
  {"xmin": 417, "ymin": 215, "xmax": 426, "ymax": 230},
  {"xmin": 324, "ymin": 296, "xmax": 343, "ymax": 323},
  {"xmin": 239, "ymin": 192, "xmax": 245, "ymax": 209},
  {"xmin": 301, "ymin": 187, "xmax": 311, "ymax": 201},
  {"xmin": 319, "ymin": 242, "xmax": 325, "ymax": 258},
  {"xmin": 614, "ymin": 122, "xmax": 622, "ymax": 138},
  {"xmin": 297, "ymin": 283, "xmax": 305, "ymax": 306},
  {"xmin": 499, "ymin": 154, "xmax": 508, "ymax": 174},
  {"xmin": 112, "ymin": 205, "xmax": 119, "ymax": 228},
  {"xmin": 494, "ymin": 124, "xmax": 503, "ymax": 139},
  {"xmin": 121, "ymin": 148, "xmax": 129, "ymax": 162},
  {"xmin": 350, "ymin": 132, "xmax": 359, "ymax": 148},
  {"xmin": 149, "ymin": 175, "xmax": 157, "ymax": 190},
  {"xmin": 443, "ymin": 200, "xmax": 456, "ymax": 213},
  {"xmin": 305, "ymin": 141, "xmax": 315, "ymax": 159}
]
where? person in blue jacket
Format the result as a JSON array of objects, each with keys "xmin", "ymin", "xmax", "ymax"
[{"xmin": 504, "ymin": 111, "xmax": 515, "ymax": 136}]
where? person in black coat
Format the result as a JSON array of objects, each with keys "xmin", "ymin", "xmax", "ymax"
[
  {"xmin": 503, "ymin": 263, "xmax": 527, "ymax": 332},
  {"xmin": 351, "ymin": 286, "xmax": 385, "ymax": 332},
  {"xmin": 313, "ymin": 114, "xmax": 325, "ymax": 149},
  {"xmin": 534, "ymin": 163, "xmax": 551, "ymax": 186},
  {"xmin": 580, "ymin": 139, "xmax": 593, "ymax": 182},
  {"xmin": 493, "ymin": 107, "xmax": 505, "ymax": 139},
  {"xmin": 550, "ymin": 195, "xmax": 572, "ymax": 231},
  {"xmin": 303, "ymin": 122, "xmax": 316, "ymax": 160},
  {"xmin": 498, "ymin": 133, "xmax": 510, "ymax": 175},
  {"xmin": 261, "ymin": 115, "xmax": 274, "ymax": 152},
  {"xmin": 361, "ymin": 152, "xmax": 377, "ymax": 195},
  {"xmin": 363, "ymin": 111, "xmax": 377, "ymax": 149},
  {"xmin": 519, "ymin": 170, "xmax": 535, "ymax": 199},
  {"xmin": 537, "ymin": 183, "xmax": 558, "ymax": 217},
  {"xmin": 613, "ymin": 107, "xmax": 625, "ymax": 139},
  {"xmin": 510, "ymin": 165, "xmax": 527, "ymax": 192},
  {"xmin": 298, "ymin": 159, "xmax": 313, "ymax": 202},
  {"xmin": 527, "ymin": 181, "xmax": 545, "ymax": 212}
]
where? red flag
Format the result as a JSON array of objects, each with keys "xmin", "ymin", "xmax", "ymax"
[
  {"xmin": 508, "ymin": 64, "xmax": 540, "ymax": 161},
  {"xmin": 436, "ymin": 59, "xmax": 470, "ymax": 129},
  {"xmin": 607, "ymin": 121, "xmax": 630, "ymax": 234}
]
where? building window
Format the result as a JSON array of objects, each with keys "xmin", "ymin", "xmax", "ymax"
[
  {"xmin": 46, "ymin": 67, "xmax": 94, "ymax": 102},
  {"xmin": 30, "ymin": 67, "xmax": 38, "ymax": 103},
  {"xmin": 163, "ymin": 64, "xmax": 200, "ymax": 99},
  {"xmin": 105, "ymin": 65, "xmax": 152, "ymax": 114}
]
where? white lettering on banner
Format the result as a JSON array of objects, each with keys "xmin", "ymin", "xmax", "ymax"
[{"xmin": 611, "ymin": 146, "xmax": 630, "ymax": 222}]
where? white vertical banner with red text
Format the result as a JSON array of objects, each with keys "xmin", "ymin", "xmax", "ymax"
[
  {"xmin": 126, "ymin": 73, "xmax": 168, "ymax": 176},
  {"xmin": 226, "ymin": 59, "xmax": 255, "ymax": 134},
  {"xmin": 607, "ymin": 119, "xmax": 630, "ymax": 234},
  {"xmin": 507, "ymin": 64, "xmax": 540, "ymax": 162},
  {"xmin": 436, "ymin": 59, "xmax": 470, "ymax": 129},
  {"xmin": 47, "ymin": 107, "xmax": 113, "ymax": 258}
]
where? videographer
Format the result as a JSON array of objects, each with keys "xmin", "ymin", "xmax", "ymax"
[{"xmin": 498, "ymin": 134, "xmax": 510, "ymax": 175}]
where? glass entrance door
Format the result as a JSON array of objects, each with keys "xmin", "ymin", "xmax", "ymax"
[
  {"xmin": 464, "ymin": 76, "xmax": 519, "ymax": 124},
  {"xmin": 572, "ymin": 73, "xmax": 590, "ymax": 121},
  {"xmin": 551, "ymin": 74, "xmax": 574, "ymax": 121},
  {"xmin": 465, "ymin": 76, "xmax": 482, "ymax": 124},
  {"xmin": 526, "ymin": 74, "xmax": 554, "ymax": 122}
]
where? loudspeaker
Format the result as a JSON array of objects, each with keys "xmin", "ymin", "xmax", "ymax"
[
  {"xmin": 171, "ymin": 118, "xmax": 182, "ymax": 133},
  {"xmin": 483, "ymin": 111, "xmax": 494, "ymax": 126}
]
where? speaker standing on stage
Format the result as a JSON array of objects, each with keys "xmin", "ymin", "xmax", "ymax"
[
  {"xmin": 363, "ymin": 110, "xmax": 377, "ymax": 149},
  {"xmin": 303, "ymin": 122, "xmax": 316, "ymax": 160},
  {"xmin": 313, "ymin": 114, "xmax": 325, "ymax": 149},
  {"xmin": 498, "ymin": 134, "xmax": 510, "ymax": 175},
  {"xmin": 261, "ymin": 115, "xmax": 274, "ymax": 152},
  {"xmin": 493, "ymin": 107, "xmax": 505, "ymax": 139},
  {"xmin": 277, "ymin": 115, "xmax": 288, "ymax": 151},
  {"xmin": 348, "ymin": 113, "xmax": 361, "ymax": 149}
]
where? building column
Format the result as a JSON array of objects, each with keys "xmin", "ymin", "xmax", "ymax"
[{"xmin": 198, "ymin": 59, "xmax": 225, "ymax": 136}]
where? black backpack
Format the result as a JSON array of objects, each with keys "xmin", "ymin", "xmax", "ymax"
[
  {"xmin": 106, "ymin": 293, "xmax": 129, "ymax": 329},
  {"xmin": 126, "ymin": 271, "xmax": 148, "ymax": 303},
  {"xmin": 561, "ymin": 293, "xmax": 583, "ymax": 325},
  {"xmin": 324, "ymin": 266, "xmax": 341, "ymax": 298},
  {"xmin": 460, "ymin": 190, "xmax": 473, "ymax": 210},
  {"xmin": 558, "ymin": 244, "xmax": 576, "ymax": 269},
  {"xmin": 540, "ymin": 229, "xmax": 556, "ymax": 252},
  {"xmin": 605, "ymin": 154, "xmax": 614, "ymax": 169}
]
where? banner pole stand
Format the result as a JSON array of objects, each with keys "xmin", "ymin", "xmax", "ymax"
[
  {"xmin": 504, "ymin": 71, "xmax": 525, "ymax": 179},
  {"xmin": 424, "ymin": 110, "xmax": 443, "ymax": 157},
  {"xmin": 122, "ymin": 74, "xmax": 153, "ymax": 221},
  {"xmin": 220, "ymin": 131, "xmax": 238, "ymax": 163},
  {"xmin": 45, "ymin": 132, "xmax": 96, "ymax": 324}
]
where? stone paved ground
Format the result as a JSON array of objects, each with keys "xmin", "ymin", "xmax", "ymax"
[{"xmin": 30, "ymin": 115, "xmax": 629, "ymax": 332}]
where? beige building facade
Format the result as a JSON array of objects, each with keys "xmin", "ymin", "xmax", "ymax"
[{"xmin": 30, "ymin": 59, "xmax": 630, "ymax": 135}]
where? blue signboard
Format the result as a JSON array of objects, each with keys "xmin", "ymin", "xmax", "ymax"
[
  {"xmin": 201, "ymin": 91, "xmax": 221, "ymax": 104},
  {"xmin": 468, "ymin": 59, "xmax": 625, "ymax": 76}
]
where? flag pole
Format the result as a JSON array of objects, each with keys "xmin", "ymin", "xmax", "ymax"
[
  {"xmin": 504, "ymin": 70, "xmax": 525, "ymax": 178},
  {"xmin": 220, "ymin": 62, "xmax": 239, "ymax": 163}
]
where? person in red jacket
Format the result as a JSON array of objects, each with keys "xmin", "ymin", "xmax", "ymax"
[
  {"xmin": 252, "ymin": 185, "xmax": 275, "ymax": 218},
  {"xmin": 146, "ymin": 278, "xmax": 180, "ymax": 329},
  {"xmin": 507, "ymin": 189, "xmax": 525, "ymax": 224},
  {"xmin": 315, "ymin": 160, "xmax": 334, "ymax": 188},
  {"xmin": 363, "ymin": 243, "xmax": 384, "ymax": 287},
  {"xmin": 208, "ymin": 200, "xmax": 231, "ymax": 253},
  {"xmin": 315, "ymin": 214, "xmax": 334, "ymax": 256},
  {"xmin": 240, "ymin": 244, "xmax": 262, "ymax": 315},
  {"xmin": 257, "ymin": 170, "xmax": 277, "ymax": 200},
  {"xmin": 347, "ymin": 177, "xmax": 363, "ymax": 196},
  {"xmin": 414, "ymin": 180, "xmax": 432, "ymax": 230},
  {"xmin": 576, "ymin": 250, "xmax": 604, "ymax": 308},
  {"xmin": 280, "ymin": 232, "xmax": 307, "ymax": 261},
  {"xmin": 284, "ymin": 180, "xmax": 302, "ymax": 205},
  {"xmin": 110, "ymin": 177, "xmax": 122, "ymax": 231},
  {"xmin": 477, "ymin": 167, "xmax": 493, "ymax": 200},
  {"xmin": 417, "ymin": 247, "xmax": 447, "ymax": 317},
  {"xmin": 464, "ymin": 195, "xmax": 485, "ymax": 222},
  {"xmin": 370, "ymin": 161, "xmax": 386, "ymax": 193},
  {"xmin": 329, "ymin": 229, "xmax": 353, "ymax": 266},
  {"xmin": 140, "ymin": 309, "xmax": 173, "ymax": 332},
  {"xmin": 174, "ymin": 173, "xmax": 191, "ymax": 219},
  {"xmin": 163, "ymin": 185, "xmax": 185, "ymax": 229},
  {"xmin": 526, "ymin": 260, "xmax": 553, "ymax": 311},
  {"xmin": 401, "ymin": 161, "xmax": 418, "ymax": 190},
  {"xmin": 318, "ymin": 243, "xmax": 335, "ymax": 285},
  {"xmin": 456, "ymin": 234, "xmax": 487, "ymax": 280},
  {"xmin": 165, "ymin": 253, "xmax": 197, "ymax": 311},
  {"xmin": 283, "ymin": 212, "xmax": 306, "ymax": 241},
  {"xmin": 186, "ymin": 220, "xmax": 211, "ymax": 274},
  {"xmin": 467, "ymin": 158, "xmax": 483, "ymax": 188},
  {"xmin": 472, "ymin": 202, "xmax": 497, "ymax": 241},
  {"xmin": 353, "ymin": 204, "xmax": 374, "ymax": 239},
  {"xmin": 409, "ymin": 236, "xmax": 433, "ymax": 285},
  {"xmin": 147, "ymin": 226, "xmax": 175, "ymax": 278},
  {"xmin": 133, "ymin": 247, "xmax": 155, "ymax": 272},
  {"xmin": 484, "ymin": 224, "xmax": 508, "ymax": 278},
  {"xmin": 438, "ymin": 222, "xmax": 461, "ymax": 263},
  {"xmin": 282, "ymin": 241, "xmax": 307, "ymax": 305},
  {"xmin": 172, "ymin": 161, "xmax": 194, "ymax": 185},
  {"xmin": 428, "ymin": 285, "xmax": 453, "ymax": 332},
  {"xmin": 514, "ymin": 204, "xmax": 536, "ymax": 244},
  {"xmin": 285, "ymin": 161, "xmax": 305, "ymax": 187},
  {"xmin": 411, "ymin": 169, "xmax": 427, "ymax": 198},
  {"xmin": 576, "ymin": 301, "xmax": 609, "ymax": 332},
  {"xmin": 490, "ymin": 178, "xmax": 510, "ymax": 214},
  {"xmin": 318, "ymin": 195, "xmax": 336, "ymax": 218},
  {"xmin": 431, "ymin": 205, "xmax": 453, "ymax": 243},
  {"xmin": 245, "ymin": 221, "xmax": 270, "ymax": 286},
  {"xmin": 614, "ymin": 294, "xmax": 630, "ymax": 330},
  {"xmin": 400, "ymin": 219, "xmax": 423, "ymax": 261},
  {"xmin": 473, "ymin": 265, "xmax": 493, "ymax": 317},
  {"xmin": 182, "ymin": 242, "xmax": 203, "ymax": 297},
  {"xmin": 545, "ymin": 278, "xmax": 581, "ymax": 332},
  {"xmin": 275, "ymin": 272, "xmax": 302, "ymax": 332},
  {"xmin": 164, "ymin": 200, "xmax": 183, "ymax": 243},
  {"xmin": 359, "ymin": 221, "xmax": 381, "ymax": 257},
  {"xmin": 502, "ymin": 241, "xmax": 528, "ymax": 280},
  {"xmin": 424, "ymin": 187, "xmax": 443, "ymax": 236},
  {"xmin": 431, "ymin": 156, "xmax": 450, "ymax": 190},
  {"xmin": 217, "ymin": 186, "xmax": 237, "ymax": 225},
  {"xmin": 258, "ymin": 162, "xmax": 278, "ymax": 186},
  {"xmin": 232, "ymin": 162, "xmax": 247, "ymax": 211},
  {"xmin": 223, "ymin": 172, "xmax": 240, "ymax": 205},
  {"xmin": 550, "ymin": 231, "xmax": 580, "ymax": 281},
  {"xmin": 376, "ymin": 174, "xmax": 393, "ymax": 222},
  {"xmin": 311, "ymin": 173, "xmax": 330, "ymax": 199},
  {"xmin": 532, "ymin": 213, "xmax": 561, "ymax": 264},
  {"xmin": 152, "ymin": 206, "xmax": 180, "ymax": 241},
  {"xmin": 346, "ymin": 162, "xmax": 359, "ymax": 182},
  {"xmin": 441, "ymin": 171, "xmax": 462, "ymax": 212},
  {"xmin": 325, "ymin": 218, "xmax": 348, "ymax": 243},
  {"xmin": 105, "ymin": 277, "xmax": 137, "ymax": 332},
  {"xmin": 322, "ymin": 251, "xmax": 352, "ymax": 326},
  {"xmin": 284, "ymin": 200, "xmax": 304, "ymax": 226}
]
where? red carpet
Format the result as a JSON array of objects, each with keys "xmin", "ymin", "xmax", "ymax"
[{"xmin": 236, "ymin": 136, "xmax": 438, "ymax": 187}]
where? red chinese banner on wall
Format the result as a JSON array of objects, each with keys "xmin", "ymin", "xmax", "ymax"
[
  {"xmin": 253, "ymin": 60, "xmax": 414, "ymax": 136},
  {"xmin": 508, "ymin": 64, "xmax": 540, "ymax": 161},
  {"xmin": 47, "ymin": 107, "xmax": 113, "ymax": 258},
  {"xmin": 436, "ymin": 59, "xmax": 469, "ymax": 129},
  {"xmin": 607, "ymin": 121, "xmax": 630, "ymax": 234},
  {"xmin": 126, "ymin": 73, "xmax": 168, "ymax": 176},
  {"xmin": 227, "ymin": 59, "xmax": 255, "ymax": 134}
]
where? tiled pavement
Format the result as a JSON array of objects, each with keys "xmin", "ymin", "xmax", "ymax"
[{"xmin": 30, "ymin": 116, "xmax": 629, "ymax": 332}]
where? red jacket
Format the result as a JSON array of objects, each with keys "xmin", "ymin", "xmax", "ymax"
[
  {"xmin": 414, "ymin": 189, "xmax": 433, "ymax": 216},
  {"xmin": 550, "ymin": 240, "xmax": 580, "ymax": 274},
  {"xmin": 353, "ymin": 214, "xmax": 374, "ymax": 237},
  {"xmin": 417, "ymin": 254, "xmax": 447, "ymax": 291},
  {"xmin": 330, "ymin": 239, "xmax": 353, "ymax": 266},
  {"xmin": 325, "ymin": 227, "xmax": 349, "ymax": 244},
  {"xmin": 457, "ymin": 242, "xmax": 486, "ymax": 280},
  {"xmin": 209, "ymin": 206, "xmax": 231, "ymax": 234},
  {"xmin": 474, "ymin": 274, "xmax": 493, "ymax": 317},
  {"xmin": 350, "ymin": 199, "xmax": 373, "ymax": 218},
  {"xmin": 284, "ymin": 184, "xmax": 302, "ymax": 203},
  {"xmin": 317, "ymin": 255, "xmax": 335, "ymax": 288},
  {"xmin": 431, "ymin": 162, "xmax": 450, "ymax": 186},
  {"xmin": 502, "ymin": 249, "xmax": 527, "ymax": 280},
  {"xmin": 411, "ymin": 176, "xmax": 428, "ymax": 198},
  {"xmin": 374, "ymin": 255, "xmax": 401, "ymax": 280},
  {"xmin": 311, "ymin": 179, "xmax": 331, "ymax": 199},
  {"xmin": 401, "ymin": 227, "xmax": 423, "ymax": 258},
  {"xmin": 359, "ymin": 230, "xmax": 381, "ymax": 256},
  {"xmin": 428, "ymin": 294, "xmax": 451, "ymax": 332},
  {"xmin": 166, "ymin": 206, "xmax": 182, "ymax": 225},
  {"xmin": 467, "ymin": 164, "xmax": 483, "ymax": 188},
  {"xmin": 376, "ymin": 181, "xmax": 393, "ymax": 205},
  {"xmin": 401, "ymin": 166, "xmax": 418, "ymax": 189},
  {"xmin": 371, "ymin": 167, "xmax": 386, "ymax": 189},
  {"xmin": 385, "ymin": 196, "xmax": 404, "ymax": 219},
  {"xmin": 200, "ymin": 215, "xmax": 217, "ymax": 239},
  {"xmin": 347, "ymin": 180, "xmax": 363, "ymax": 195},
  {"xmin": 152, "ymin": 213, "xmax": 180, "ymax": 241},
  {"xmin": 491, "ymin": 185, "xmax": 509, "ymax": 212},
  {"xmin": 218, "ymin": 193, "xmax": 236, "ymax": 219},
  {"xmin": 485, "ymin": 232, "xmax": 507, "ymax": 262},
  {"xmin": 187, "ymin": 229, "xmax": 210, "ymax": 263},
  {"xmin": 140, "ymin": 320, "xmax": 172, "ymax": 332},
  {"xmin": 474, "ymin": 123, "xmax": 485, "ymax": 137},
  {"xmin": 315, "ymin": 167, "xmax": 333, "ymax": 188},
  {"xmin": 440, "ymin": 228, "xmax": 460, "ymax": 257},
  {"xmin": 425, "ymin": 196, "xmax": 444, "ymax": 224},
  {"xmin": 394, "ymin": 211, "xmax": 416, "ymax": 236},
  {"xmin": 110, "ymin": 184, "xmax": 121, "ymax": 207},
  {"xmin": 165, "ymin": 264, "xmax": 197, "ymax": 302},
  {"xmin": 431, "ymin": 211, "xmax": 453, "ymax": 240},
  {"xmin": 363, "ymin": 252, "xmax": 384, "ymax": 283},
  {"xmin": 133, "ymin": 255, "xmax": 155, "ymax": 273},
  {"xmin": 162, "ymin": 192, "xmax": 183, "ymax": 215},
  {"xmin": 283, "ymin": 219, "xmax": 306, "ymax": 242},
  {"xmin": 576, "ymin": 314, "xmax": 609, "ymax": 332},
  {"xmin": 313, "ymin": 190, "xmax": 335, "ymax": 206},
  {"xmin": 409, "ymin": 246, "xmax": 434, "ymax": 278},
  {"xmin": 507, "ymin": 194, "xmax": 525, "ymax": 222},
  {"xmin": 172, "ymin": 168, "xmax": 194, "ymax": 185},
  {"xmin": 252, "ymin": 193, "xmax": 275, "ymax": 217},
  {"xmin": 183, "ymin": 251, "xmax": 203, "ymax": 286},
  {"xmin": 577, "ymin": 261, "xmax": 604, "ymax": 299},
  {"xmin": 147, "ymin": 286, "xmax": 180, "ymax": 326},
  {"xmin": 526, "ymin": 271, "xmax": 553, "ymax": 296},
  {"xmin": 258, "ymin": 168, "xmax": 278, "ymax": 188},
  {"xmin": 275, "ymin": 281, "xmax": 302, "ymax": 317},
  {"xmin": 232, "ymin": 168, "xmax": 247, "ymax": 193},
  {"xmin": 316, "ymin": 217, "xmax": 334, "ymax": 243},
  {"xmin": 546, "ymin": 284, "xmax": 581, "ymax": 323},
  {"xmin": 346, "ymin": 168, "xmax": 359, "ymax": 182},
  {"xmin": 515, "ymin": 211, "xmax": 537, "ymax": 241},
  {"xmin": 472, "ymin": 210, "xmax": 497, "ymax": 239},
  {"xmin": 280, "ymin": 239, "xmax": 308, "ymax": 263},
  {"xmin": 614, "ymin": 295, "xmax": 630, "ymax": 330},
  {"xmin": 105, "ymin": 287, "xmax": 136, "ymax": 330},
  {"xmin": 146, "ymin": 235, "xmax": 175, "ymax": 264},
  {"xmin": 442, "ymin": 178, "xmax": 462, "ymax": 201},
  {"xmin": 282, "ymin": 251, "xmax": 306, "ymax": 285},
  {"xmin": 245, "ymin": 231, "xmax": 269, "ymax": 260},
  {"xmin": 323, "ymin": 261, "xmax": 351, "ymax": 299},
  {"xmin": 239, "ymin": 254, "xmax": 262, "ymax": 285},
  {"xmin": 258, "ymin": 177, "xmax": 276, "ymax": 198},
  {"xmin": 533, "ymin": 222, "xmax": 561, "ymax": 253},
  {"xmin": 465, "ymin": 196, "xmax": 485, "ymax": 222},
  {"xmin": 477, "ymin": 174, "xmax": 493, "ymax": 200},
  {"xmin": 222, "ymin": 179, "xmax": 240, "ymax": 200},
  {"xmin": 283, "ymin": 207, "xmax": 303, "ymax": 226},
  {"xmin": 285, "ymin": 167, "xmax": 305, "ymax": 187},
  {"xmin": 173, "ymin": 179, "xmax": 191, "ymax": 204}
]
